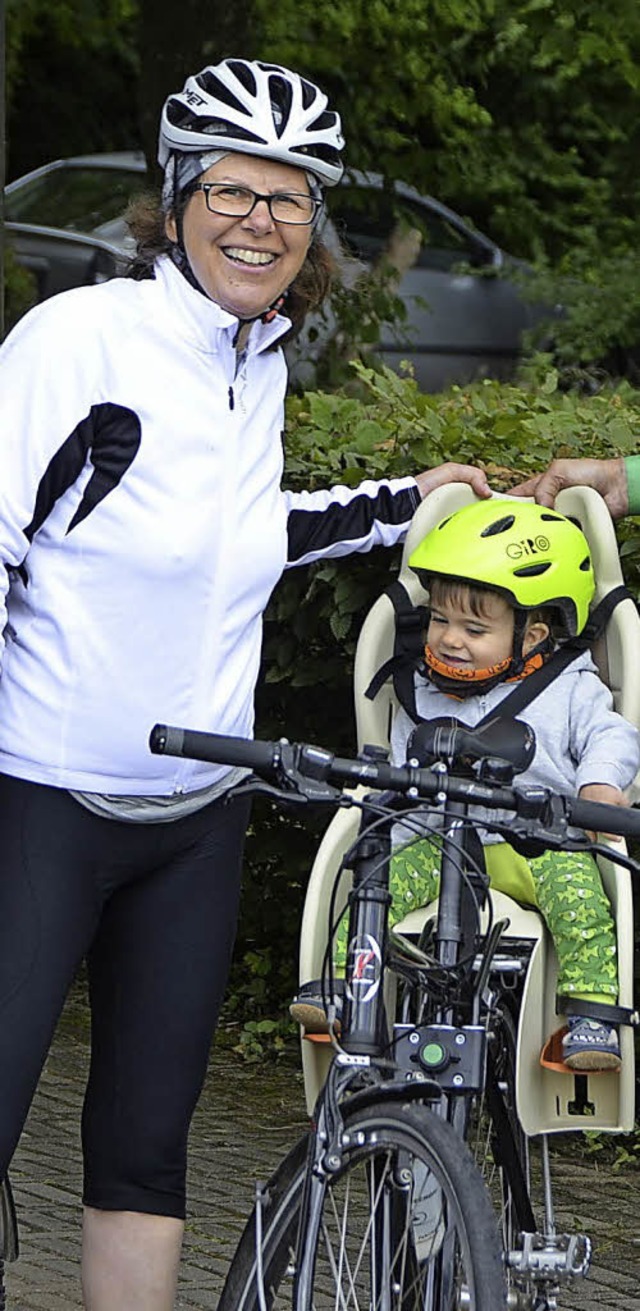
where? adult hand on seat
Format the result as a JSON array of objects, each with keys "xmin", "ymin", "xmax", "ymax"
[
  {"xmin": 414, "ymin": 463, "xmax": 492, "ymax": 501},
  {"xmin": 578, "ymin": 782, "xmax": 629, "ymax": 842},
  {"xmin": 509, "ymin": 457, "xmax": 628, "ymax": 521}
]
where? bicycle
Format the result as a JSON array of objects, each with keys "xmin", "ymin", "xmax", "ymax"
[{"xmin": 150, "ymin": 716, "xmax": 640, "ymax": 1311}]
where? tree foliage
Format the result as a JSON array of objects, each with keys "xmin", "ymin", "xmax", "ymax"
[
  {"xmin": 136, "ymin": 0, "xmax": 257, "ymax": 177},
  {"xmin": 6, "ymin": 0, "xmax": 139, "ymax": 176},
  {"xmin": 6, "ymin": 0, "xmax": 640, "ymax": 264},
  {"xmin": 5, "ymin": 0, "xmax": 136, "ymax": 99},
  {"xmin": 252, "ymin": 0, "xmax": 640, "ymax": 261}
]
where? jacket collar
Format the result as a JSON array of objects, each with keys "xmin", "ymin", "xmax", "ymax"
[{"xmin": 154, "ymin": 254, "xmax": 292, "ymax": 356}]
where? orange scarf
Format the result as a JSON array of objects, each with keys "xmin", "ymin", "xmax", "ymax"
[{"xmin": 423, "ymin": 645, "xmax": 546, "ymax": 697}]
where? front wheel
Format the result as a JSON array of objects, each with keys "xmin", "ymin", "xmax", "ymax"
[{"xmin": 219, "ymin": 1097, "xmax": 506, "ymax": 1310}]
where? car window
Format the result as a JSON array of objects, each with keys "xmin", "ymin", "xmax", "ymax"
[
  {"xmin": 5, "ymin": 167, "xmax": 147, "ymax": 235},
  {"xmin": 327, "ymin": 186, "xmax": 491, "ymax": 273}
]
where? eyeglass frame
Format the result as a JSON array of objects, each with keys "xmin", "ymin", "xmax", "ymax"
[{"xmin": 187, "ymin": 182, "xmax": 322, "ymax": 226}]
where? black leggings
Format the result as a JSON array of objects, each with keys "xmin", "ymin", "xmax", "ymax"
[{"xmin": 0, "ymin": 773, "xmax": 251, "ymax": 1219}]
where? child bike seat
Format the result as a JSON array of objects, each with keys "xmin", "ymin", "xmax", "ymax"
[{"xmin": 299, "ymin": 485, "xmax": 638, "ymax": 1132}]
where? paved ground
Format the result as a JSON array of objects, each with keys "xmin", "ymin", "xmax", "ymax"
[{"xmin": 3, "ymin": 980, "xmax": 639, "ymax": 1309}]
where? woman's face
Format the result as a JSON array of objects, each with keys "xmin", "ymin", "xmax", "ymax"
[{"xmin": 166, "ymin": 152, "xmax": 315, "ymax": 319}]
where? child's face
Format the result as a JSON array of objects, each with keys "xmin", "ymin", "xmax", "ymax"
[{"xmin": 427, "ymin": 589, "xmax": 516, "ymax": 672}]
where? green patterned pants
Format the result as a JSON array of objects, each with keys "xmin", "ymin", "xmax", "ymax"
[{"xmin": 334, "ymin": 839, "xmax": 618, "ymax": 1004}]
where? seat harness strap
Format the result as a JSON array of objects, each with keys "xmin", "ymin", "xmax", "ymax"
[{"xmin": 558, "ymin": 996, "xmax": 639, "ymax": 1027}]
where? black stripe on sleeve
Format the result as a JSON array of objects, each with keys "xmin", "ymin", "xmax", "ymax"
[{"xmin": 287, "ymin": 483, "xmax": 420, "ymax": 564}]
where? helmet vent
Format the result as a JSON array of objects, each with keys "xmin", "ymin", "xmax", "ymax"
[
  {"xmin": 580, "ymin": 557, "xmax": 592, "ymax": 571},
  {"xmin": 513, "ymin": 562, "xmax": 552, "ymax": 577},
  {"xmin": 196, "ymin": 71, "xmax": 251, "ymax": 116},
  {"xmin": 268, "ymin": 75, "xmax": 293, "ymax": 136},
  {"xmin": 480, "ymin": 514, "xmax": 516, "ymax": 537},
  {"xmin": 540, "ymin": 512, "xmax": 564, "ymax": 522},
  {"xmin": 301, "ymin": 77, "xmax": 319, "ymax": 109},
  {"xmin": 227, "ymin": 61, "xmax": 259, "ymax": 95}
]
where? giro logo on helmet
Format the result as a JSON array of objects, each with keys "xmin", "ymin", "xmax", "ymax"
[{"xmin": 506, "ymin": 534, "xmax": 550, "ymax": 559}]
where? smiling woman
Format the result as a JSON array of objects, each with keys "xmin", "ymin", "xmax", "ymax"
[
  {"xmin": 0, "ymin": 55, "xmax": 491, "ymax": 1311},
  {"xmin": 126, "ymin": 173, "xmax": 332, "ymax": 340},
  {"xmin": 165, "ymin": 154, "xmax": 317, "ymax": 321}
]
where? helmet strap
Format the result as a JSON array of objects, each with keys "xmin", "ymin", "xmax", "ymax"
[
  {"xmin": 508, "ymin": 608, "xmax": 529, "ymax": 677},
  {"xmin": 168, "ymin": 241, "xmax": 209, "ymax": 296}
]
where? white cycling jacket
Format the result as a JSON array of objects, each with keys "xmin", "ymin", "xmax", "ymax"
[{"xmin": 0, "ymin": 257, "xmax": 420, "ymax": 794}]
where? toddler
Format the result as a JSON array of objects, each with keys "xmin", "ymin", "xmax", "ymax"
[{"xmin": 292, "ymin": 500, "xmax": 640, "ymax": 1070}]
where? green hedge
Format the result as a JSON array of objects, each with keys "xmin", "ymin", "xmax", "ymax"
[{"xmin": 229, "ymin": 360, "xmax": 640, "ymax": 1030}]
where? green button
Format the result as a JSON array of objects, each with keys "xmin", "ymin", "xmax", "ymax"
[{"xmin": 421, "ymin": 1042, "xmax": 446, "ymax": 1067}]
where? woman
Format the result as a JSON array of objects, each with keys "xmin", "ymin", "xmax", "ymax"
[{"xmin": 0, "ymin": 58, "xmax": 490, "ymax": 1308}]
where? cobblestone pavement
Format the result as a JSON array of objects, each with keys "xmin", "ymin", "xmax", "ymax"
[{"xmin": 4, "ymin": 981, "xmax": 640, "ymax": 1309}]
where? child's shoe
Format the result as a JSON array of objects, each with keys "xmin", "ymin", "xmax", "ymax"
[
  {"xmin": 562, "ymin": 1015, "xmax": 621, "ymax": 1071},
  {"xmin": 289, "ymin": 980, "xmax": 343, "ymax": 1033}
]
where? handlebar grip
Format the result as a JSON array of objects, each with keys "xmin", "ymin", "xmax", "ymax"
[
  {"xmin": 567, "ymin": 794, "xmax": 640, "ymax": 839},
  {"xmin": 149, "ymin": 724, "xmax": 278, "ymax": 773}
]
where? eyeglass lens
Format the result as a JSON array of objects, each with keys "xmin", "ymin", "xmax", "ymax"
[{"xmin": 200, "ymin": 184, "xmax": 317, "ymax": 225}]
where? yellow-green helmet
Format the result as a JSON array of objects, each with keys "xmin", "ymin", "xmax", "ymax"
[{"xmin": 409, "ymin": 499, "xmax": 595, "ymax": 636}]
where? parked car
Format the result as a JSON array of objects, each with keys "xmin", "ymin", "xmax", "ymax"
[{"xmin": 4, "ymin": 151, "xmax": 554, "ymax": 391}]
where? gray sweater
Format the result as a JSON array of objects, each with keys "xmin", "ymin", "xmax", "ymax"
[{"xmin": 390, "ymin": 650, "xmax": 640, "ymax": 846}]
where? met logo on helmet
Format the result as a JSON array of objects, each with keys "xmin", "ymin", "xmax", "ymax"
[
  {"xmin": 184, "ymin": 89, "xmax": 207, "ymax": 107},
  {"xmin": 506, "ymin": 534, "xmax": 550, "ymax": 560}
]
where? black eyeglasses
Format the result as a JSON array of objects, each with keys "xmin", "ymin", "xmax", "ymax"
[{"xmin": 189, "ymin": 183, "xmax": 321, "ymax": 226}]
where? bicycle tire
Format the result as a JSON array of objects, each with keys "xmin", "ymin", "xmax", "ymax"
[
  {"xmin": 0, "ymin": 1177, "xmax": 18, "ymax": 1263},
  {"xmin": 218, "ymin": 1097, "xmax": 507, "ymax": 1310}
]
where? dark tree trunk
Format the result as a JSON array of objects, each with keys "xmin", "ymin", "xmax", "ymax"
[{"xmin": 137, "ymin": 0, "xmax": 258, "ymax": 183}]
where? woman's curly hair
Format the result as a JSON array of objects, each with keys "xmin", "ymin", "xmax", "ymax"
[{"xmin": 124, "ymin": 191, "xmax": 335, "ymax": 338}]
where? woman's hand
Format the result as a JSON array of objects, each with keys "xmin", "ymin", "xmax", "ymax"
[
  {"xmin": 509, "ymin": 456, "xmax": 628, "ymax": 521},
  {"xmin": 414, "ymin": 462, "xmax": 492, "ymax": 501},
  {"xmin": 578, "ymin": 781, "xmax": 629, "ymax": 841}
]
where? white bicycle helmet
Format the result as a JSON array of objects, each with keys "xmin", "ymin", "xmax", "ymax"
[{"xmin": 158, "ymin": 58, "xmax": 345, "ymax": 187}]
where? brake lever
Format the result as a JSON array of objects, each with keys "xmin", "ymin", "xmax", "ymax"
[
  {"xmin": 503, "ymin": 814, "xmax": 640, "ymax": 878},
  {"xmin": 277, "ymin": 741, "xmax": 344, "ymax": 803},
  {"xmin": 226, "ymin": 752, "xmax": 343, "ymax": 806},
  {"xmin": 224, "ymin": 777, "xmax": 312, "ymax": 806}
]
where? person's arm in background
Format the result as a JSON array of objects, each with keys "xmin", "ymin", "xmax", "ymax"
[{"xmin": 511, "ymin": 454, "xmax": 640, "ymax": 519}]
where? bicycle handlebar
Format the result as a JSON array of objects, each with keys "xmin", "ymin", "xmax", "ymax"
[
  {"xmin": 152, "ymin": 723, "xmax": 279, "ymax": 773},
  {"xmin": 149, "ymin": 723, "xmax": 640, "ymax": 842}
]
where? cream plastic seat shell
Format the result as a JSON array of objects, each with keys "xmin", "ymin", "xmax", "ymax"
[{"xmin": 298, "ymin": 484, "xmax": 638, "ymax": 1132}]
